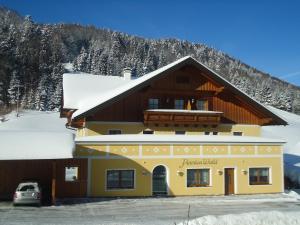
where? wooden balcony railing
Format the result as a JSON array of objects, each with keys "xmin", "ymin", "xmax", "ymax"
[{"xmin": 144, "ymin": 109, "xmax": 223, "ymax": 126}]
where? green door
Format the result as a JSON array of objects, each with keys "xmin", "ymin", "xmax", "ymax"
[{"xmin": 152, "ymin": 166, "xmax": 167, "ymax": 196}]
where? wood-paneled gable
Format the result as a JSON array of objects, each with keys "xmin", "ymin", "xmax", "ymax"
[{"xmin": 84, "ymin": 64, "xmax": 273, "ymax": 125}]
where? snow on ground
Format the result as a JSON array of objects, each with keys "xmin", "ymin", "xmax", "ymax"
[
  {"xmin": 178, "ymin": 211, "xmax": 300, "ymax": 225},
  {"xmin": 262, "ymin": 106, "xmax": 300, "ymax": 185},
  {"xmin": 0, "ymin": 110, "xmax": 75, "ymax": 160}
]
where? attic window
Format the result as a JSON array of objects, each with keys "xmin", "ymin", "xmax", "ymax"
[{"xmin": 176, "ymin": 76, "xmax": 190, "ymax": 84}]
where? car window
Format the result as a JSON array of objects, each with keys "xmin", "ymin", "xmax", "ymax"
[{"xmin": 19, "ymin": 185, "xmax": 36, "ymax": 192}]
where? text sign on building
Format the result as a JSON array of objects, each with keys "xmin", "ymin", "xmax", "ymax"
[{"xmin": 180, "ymin": 159, "xmax": 218, "ymax": 168}]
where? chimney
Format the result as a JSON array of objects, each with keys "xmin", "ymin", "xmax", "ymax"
[{"xmin": 122, "ymin": 67, "xmax": 132, "ymax": 80}]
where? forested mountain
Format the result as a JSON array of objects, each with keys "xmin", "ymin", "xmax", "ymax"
[{"xmin": 1, "ymin": 6, "xmax": 300, "ymax": 114}]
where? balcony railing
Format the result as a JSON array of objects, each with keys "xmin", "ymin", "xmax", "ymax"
[{"xmin": 144, "ymin": 109, "xmax": 223, "ymax": 125}]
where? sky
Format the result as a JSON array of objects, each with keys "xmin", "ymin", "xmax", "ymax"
[{"xmin": 1, "ymin": 0, "xmax": 300, "ymax": 86}]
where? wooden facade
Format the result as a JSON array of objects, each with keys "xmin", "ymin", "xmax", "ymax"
[
  {"xmin": 0, "ymin": 159, "xmax": 87, "ymax": 203},
  {"xmin": 69, "ymin": 63, "xmax": 285, "ymax": 126}
]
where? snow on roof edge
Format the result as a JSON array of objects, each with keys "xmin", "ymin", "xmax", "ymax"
[
  {"xmin": 70, "ymin": 56, "xmax": 287, "ymax": 125},
  {"xmin": 75, "ymin": 134, "xmax": 286, "ymax": 144},
  {"xmin": 72, "ymin": 56, "xmax": 191, "ymax": 118}
]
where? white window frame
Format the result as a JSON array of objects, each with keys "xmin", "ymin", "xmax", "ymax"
[
  {"xmin": 248, "ymin": 166, "xmax": 272, "ymax": 186},
  {"xmin": 186, "ymin": 168, "xmax": 212, "ymax": 188}
]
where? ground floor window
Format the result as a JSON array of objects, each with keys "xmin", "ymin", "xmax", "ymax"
[
  {"xmin": 65, "ymin": 166, "xmax": 79, "ymax": 182},
  {"xmin": 187, "ymin": 169, "xmax": 210, "ymax": 187},
  {"xmin": 249, "ymin": 168, "xmax": 270, "ymax": 185},
  {"xmin": 106, "ymin": 170, "xmax": 134, "ymax": 189}
]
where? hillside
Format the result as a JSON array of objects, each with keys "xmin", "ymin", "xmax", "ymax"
[{"xmin": 0, "ymin": 6, "xmax": 300, "ymax": 113}]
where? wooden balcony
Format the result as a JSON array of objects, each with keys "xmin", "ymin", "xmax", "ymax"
[{"xmin": 144, "ymin": 109, "xmax": 223, "ymax": 126}]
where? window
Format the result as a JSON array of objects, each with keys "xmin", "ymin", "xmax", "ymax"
[
  {"xmin": 107, "ymin": 170, "xmax": 134, "ymax": 189},
  {"xmin": 65, "ymin": 167, "xmax": 79, "ymax": 182},
  {"xmin": 143, "ymin": 130, "xmax": 154, "ymax": 134},
  {"xmin": 108, "ymin": 130, "xmax": 122, "ymax": 135},
  {"xmin": 174, "ymin": 99, "xmax": 184, "ymax": 109},
  {"xmin": 196, "ymin": 100, "xmax": 206, "ymax": 110},
  {"xmin": 249, "ymin": 168, "xmax": 270, "ymax": 185},
  {"xmin": 204, "ymin": 131, "xmax": 210, "ymax": 135},
  {"xmin": 148, "ymin": 98, "xmax": 159, "ymax": 109},
  {"xmin": 233, "ymin": 132, "xmax": 243, "ymax": 136},
  {"xmin": 212, "ymin": 131, "xmax": 218, "ymax": 135},
  {"xmin": 187, "ymin": 169, "xmax": 210, "ymax": 187},
  {"xmin": 176, "ymin": 76, "xmax": 190, "ymax": 84},
  {"xmin": 175, "ymin": 130, "xmax": 186, "ymax": 135}
]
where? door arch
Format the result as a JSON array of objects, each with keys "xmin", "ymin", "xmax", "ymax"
[{"xmin": 152, "ymin": 165, "xmax": 167, "ymax": 196}]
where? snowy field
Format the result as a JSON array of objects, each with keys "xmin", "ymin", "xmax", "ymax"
[
  {"xmin": 0, "ymin": 193, "xmax": 300, "ymax": 225},
  {"xmin": 178, "ymin": 211, "xmax": 300, "ymax": 225},
  {"xmin": 262, "ymin": 106, "xmax": 300, "ymax": 186}
]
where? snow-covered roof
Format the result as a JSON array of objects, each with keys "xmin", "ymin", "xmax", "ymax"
[
  {"xmin": 146, "ymin": 109, "xmax": 223, "ymax": 114},
  {"xmin": 70, "ymin": 56, "xmax": 191, "ymax": 118},
  {"xmin": 0, "ymin": 131, "xmax": 74, "ymax": 160},
  {"xmin": 75, "ymin": 134, "xmax": 285, "ymax": 144},
  {"xmin": 0, "ymin": 111, "xmax": 75, "ymax": 160},
  {"xmin": 63, "ymin": 72, "xmax": 129, "ymax": 109},
  {"xmin": 63, "ymin": 56, "xmax": 287, "ymax": 125}
]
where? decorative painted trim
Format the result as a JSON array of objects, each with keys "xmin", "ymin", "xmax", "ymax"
[
  {"xmin": 77, "ymin": 142, "xmax": 284, "ymax": 146},
  {"xmin": 76, "ymin": 154, "xmax": 282, "ymax": 160}
]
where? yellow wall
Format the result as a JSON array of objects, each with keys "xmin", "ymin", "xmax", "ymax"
[
  {"xmin": 78, "ymin": 122, "xmax": 261, "ymax": 137},
  {"xmin": 76, "ymin": 143, "xmax": 283, "ymax": 197}
]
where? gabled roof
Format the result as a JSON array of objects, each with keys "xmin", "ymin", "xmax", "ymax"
[{"xmin": 65, "ymin": 56, "xmax": 287, "ymax": 125}]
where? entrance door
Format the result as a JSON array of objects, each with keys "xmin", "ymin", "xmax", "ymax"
[
  {"xmin": 225, "ymin": 168, "xmax": 235, "ymax": 195},
  {"xmin": 152, "ymin": 166, "xmax": 167, "ymax": 196}
]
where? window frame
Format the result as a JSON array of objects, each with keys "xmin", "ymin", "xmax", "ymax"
[
  {"xmin": 106, "ymin": 169, "xmax": 135, "ymax": 191},
  {"xmin": 175, "ymin": 130, "xmax": 186, "ymax": 135},
  {"xmin": 148, "ymin": 98, "xmax": 159, "ymax": 109},
  {"xmin": 108, "ymin": 129, "xmax": 122, "ymax": 135},
  {"xmin": 143, "ymin": 130, "xmax": 154, "ymax": 134},
  {"xmin": 249, "ymin": 167, "xmax": 271, "ymax": 185},
  {"xmin": 65, "ymin": 166, "xmax": 79, "ymax": 182},
  {"xmin": 233, "ymin": 132, "xmax": 243, "ymax": 136},
  {"xmin": 196, "ymin": 100, "xmax": 207, "ymax": 110},
  {"xmin": 186, "ymin": 168, "xmax": 211, "ymax": 187},
  {"xmin": 174, "ymin": 99, "xmax": 185, "ymax": 109}
]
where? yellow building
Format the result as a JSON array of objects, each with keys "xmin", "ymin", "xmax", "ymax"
[{"xmin": 63, "ymin": 56, "xmax": 287, "ymax": 197}]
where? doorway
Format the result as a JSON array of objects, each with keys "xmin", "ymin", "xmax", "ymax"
[
  {"xmin": 224, "ymin": 168, "xmax": 235, "ymax": 195},
  {"xmin": 152, "ymin": 165, "xmax": 167, "ymax": 196}
]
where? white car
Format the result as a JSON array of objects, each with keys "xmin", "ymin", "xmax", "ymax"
[{"xmin": 13, "ymin": 182, "xmax": 42, "ymax": 206}]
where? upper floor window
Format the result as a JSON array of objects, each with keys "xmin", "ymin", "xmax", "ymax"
[
  {"xmin": 204, "ymin": 131, "xmax": 210, "ymax": 135},
  {"xmin": 143, "ymin": 129, "xmax": 154, "ymax": 134},
  {"xmin": 148, "ymin": 98, "xmax": 159, "ymax": 109},
  {"xmin": 233, "ymin": 132, "xmax": 243, "ymax": 136},
  {"xmin": 174, "ymin": 99, "xmax": 184, "ymax": 109},
  {"xmin": 212, "ymin": 131, "xmax": 218, "ymax": 135},
  {"xmin": 196, "ymin": 100, "xmax": 206, "ymax": 110},
  {"xmin": 108, "ymin": 129, "xmax": 122, "ymax": 135}
]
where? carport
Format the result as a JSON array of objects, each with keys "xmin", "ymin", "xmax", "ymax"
[{"xmin": 0, "ymin": 131, "xmax": 87, "ymax": 204}]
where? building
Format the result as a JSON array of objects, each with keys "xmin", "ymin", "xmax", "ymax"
[
  {"xmin": 0, "ymin": 111, "xmax": 87, "ymax": 203},
  {"xmin": 62, "ymin": 56, "xmax": 287, "ymax": 197}
]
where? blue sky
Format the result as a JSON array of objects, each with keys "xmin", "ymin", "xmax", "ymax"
[{"xmin": 1, "ymin": 0, "xmax": 300, "ymax": 86}]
